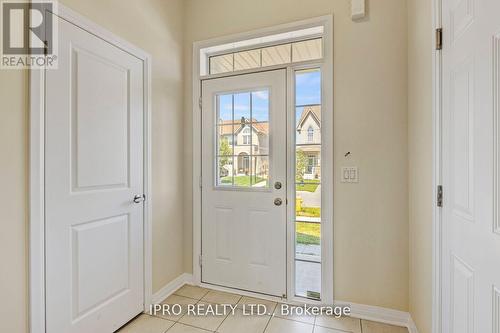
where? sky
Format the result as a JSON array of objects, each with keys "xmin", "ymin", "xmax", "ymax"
[
  {"xmin": 217, "ymin": 68, "xmax": 321, "ymax": 125},
  {"xmin": 296, "ymin": 69, "xmax": 321, "ymax": 106},
  {"xmin": 218, "ymin": 90, "xmax": 269, "ymax": 123},
  {"xmin": 295, "ymin": 69, "xmax": 321, "ymax": 125}
]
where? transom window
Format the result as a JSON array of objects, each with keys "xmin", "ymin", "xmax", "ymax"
[
  {"xmin": 216, "ymin": 89, "xmax": 270, "ymax": 188},
  {"xmin": 210, "ymin": 38, "xmax": 322, "ymax": 75},
  {"xmin": 199, "ymin": 25, "xmax": 325, "ymax": 76}
]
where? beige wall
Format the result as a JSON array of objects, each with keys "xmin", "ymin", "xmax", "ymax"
[
  {"xmin": 0, "ymin": 0, "xmax": 185, "ymax": 331},
  {"xmin": 408, "ymin": 0, "xmax": 433, "ymax": 332},
  {"xmin": 183, "ymin": 0, "xmax": 409, "ymax": 311},
  {"xmin": 0, "ymin": 1, "xmax": 435, "ymax": 330},
  {"xmin": 0, "ymin": 69, "xmax": 29, "ymax": 333}
]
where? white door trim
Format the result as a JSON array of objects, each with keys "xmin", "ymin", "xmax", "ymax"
[
  {"xmin": 432, "ymin": 0, "xmax": 443, "ymax": 333},
  {"xmin": 29, "ymin": 4, "xmax": 152, "ymax": 333},
  {"xmin": 192, "ymin": 15, "xmax": 333, "ymax": 304}
]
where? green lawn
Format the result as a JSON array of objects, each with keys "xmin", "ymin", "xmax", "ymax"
[
  {"xmin": 221, "ymin": 175, "xmax": 266, "ymax": 186},
  {"xmin": 296, "ymin": 221, "xmax": 320, "ymax": 245},
  {"xmin": 296, "ymin": 206, "xmax": 321, "ymax": 218},
  {"xmin": 296, "ymin": 233, "xmax": 320, "ymax": 245},
  {"xmin": 296, "ymin": 179, "xmax": 320, "ymax": 192}
]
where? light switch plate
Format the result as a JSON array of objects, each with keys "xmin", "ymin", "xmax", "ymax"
[{"xmin": 341, "ymin": 167, "xmax": 359, "ymax": 183}]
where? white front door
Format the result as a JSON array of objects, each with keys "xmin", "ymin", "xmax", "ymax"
[
  {"xmin": 441, "ymin": 0, "xmax": 500, "ymax": 332},
  {"xmin": 45, "ymin": 15, "xmax": 145, "ymax": 333},
  {"xmin": 201, "ymin": 70, "xmax": 287, "ymax": 297}
]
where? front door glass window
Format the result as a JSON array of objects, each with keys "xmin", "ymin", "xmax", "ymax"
[{"xmin": 216, "ymin": 90, "xmax": 270, "ymax": 188}]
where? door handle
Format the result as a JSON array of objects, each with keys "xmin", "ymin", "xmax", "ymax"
[
  {"xmin": 274, "ymin": 198, "xmax": 283, "ymax": 206},
  {"xmin": 133, "ymin": 194, "xmax": 146, "ymax": 203}
]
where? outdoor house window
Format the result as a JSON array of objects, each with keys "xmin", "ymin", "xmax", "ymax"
[
  {"xmin": 242, "ymin": 127, "xmax": 251, "ymax": 145},
  {"xmin": 307, "ymin": 155, "xmax": 316, "ymax": 174},
  {"xmin": 308, "ymin": 126, "xmax": 314, "ymax": 142}
]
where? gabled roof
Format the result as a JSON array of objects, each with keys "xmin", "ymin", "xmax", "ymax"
[
  {"xmin": 218, "ymin": 120, "xmax": 234, "ymax": 135},
  {"xmin": 297, "ymin": 105, "xmax": 321, "ymax": 130},
  {"xmin": 249, "ymin": 122, "xmax": 269, "ymax": 135},
  {"xmin": 217, "ymin": 118, "xmax": 269, "ymax": 135}
]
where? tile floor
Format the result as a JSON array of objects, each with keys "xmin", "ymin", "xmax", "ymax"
[{"xmin": 118, "ymin": 285, "xmax": 409, "ymax": 333}]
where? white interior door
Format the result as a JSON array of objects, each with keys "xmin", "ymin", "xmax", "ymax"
[
  {"xmin": 45, "ymin": 15, "xmax": 145, "ymax": 333},
  {"xmin": 201, "ymin": 70, "xmax": 287, "ymax": 297},
  {"xmin": 441, "ymin": 0, "xmax": 500, "ymax": 332}
]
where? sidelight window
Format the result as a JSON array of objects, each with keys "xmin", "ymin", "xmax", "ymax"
[{"xmin": 295, "ymin": 68, "xmax": 322, "ymax": 299}]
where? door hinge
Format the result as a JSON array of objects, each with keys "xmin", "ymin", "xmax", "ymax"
[
  {"xmin": 199, "ymin": 175, "xmax": 202, "ymax": 189},
  {"xmin": 198, "ymin": 254, "xmax": 203, "ymax": 267},
  {"xmin": 435, "ymin": 28, "xmax": 443, "ymax": 50},
  {"xmin": 437, "ymin": 185, "xmax": 443, "ymax": 207},
  {"xmin": 199, "ymin": 96, "xmax": 202, "ymax": 109}
]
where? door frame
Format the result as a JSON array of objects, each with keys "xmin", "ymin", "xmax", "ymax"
[
  {"xmin": 192, "ymin": 15, "xmax": 334, "ymax": 304},
  {"xmin": 29, "ymin": 4, "xmax": 153, "ymax": 333},
  {"xmin": 432, "ymin": 0, "xmax": 443, "ymax": 332}
]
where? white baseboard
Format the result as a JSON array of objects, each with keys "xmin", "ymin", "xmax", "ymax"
[
  {"xmin": 151, "ymin": 273, "xmax": 193, "ymax": 305},
  {"xmin": 337, "ymin": 300, "xmax": 418, "ymax": 332},
  {"xmin": 164, "ymin": 279, "xmax": 419, "ymax": 332},
  {"xmin": 407, "ymin": 317, "xmax": 419, "ymax": 333}
]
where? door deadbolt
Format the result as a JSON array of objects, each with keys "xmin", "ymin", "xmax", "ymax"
[
  {"xmin": 274, "ymin": 181, "xmax": 282, "ymax": 190},
  {"xmin": 133, "ymin": 194, "xmax": 145, "ymax": 203},
  {"xmin": 274, "ymin": 198, "xmax": 283, "ymax": 206}
]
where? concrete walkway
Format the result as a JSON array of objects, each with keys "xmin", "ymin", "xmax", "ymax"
[
  {"xmin": 297, "ymin": 184, "xmax": 321, "ymax": 207},
  {"xmin": 295, "ymin": 260, "xmax": 321, "ymax": 298},
  {"xmin": 296, "ymin": 244, "xmax": 321, "ymax": 257}
]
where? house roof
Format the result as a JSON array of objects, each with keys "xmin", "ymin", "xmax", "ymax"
[
  {"xmin": 217, "ymin": 119, "xmax": 269, "ymax": 135},
  {"xmin": 297, "ymin": 105, "xmax": 321, "ymax": 130},
  {"xmin": 247, "ymin": 122, "xmax": 269, "ymax": 134},
  {"xmin": 218, "ymin": 121, "xmax": 234, "ymax": 135},
  {"xmin": 217, "ymin": 106, "xmax": 320, "ymax": 136}
]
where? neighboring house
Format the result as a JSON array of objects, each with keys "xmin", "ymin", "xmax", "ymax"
[
  {"xmin": 216, "ymin": 106, "xmax": 320, "ymax": 181},
  {"xmin": 217, "ymin": 118, "xmax": 269, "ymax": 178},
  {"xmin": 296, "ymin": 105, "xmax": 321, "ymax": 180}
]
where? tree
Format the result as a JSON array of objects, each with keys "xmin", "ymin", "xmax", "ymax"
[
  {"xmin": 219, "ymin": 137, "xmax": 232, "ymax": 171},
  {"xmin": 296, "ymin": 149, "xmax": 307, "ymax": 182}
]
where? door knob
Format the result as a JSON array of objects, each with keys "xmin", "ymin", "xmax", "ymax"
[
  {"xmin": 133, "ymin": 194, "xmax": 146, "ymax": 203},
  {"xmin": 274, "ymin": 181, "xmax": 282, "ymax": 190},
  {"xmin": 274, "ymin": 198, "xmax": 283, "ymax": 206}
]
